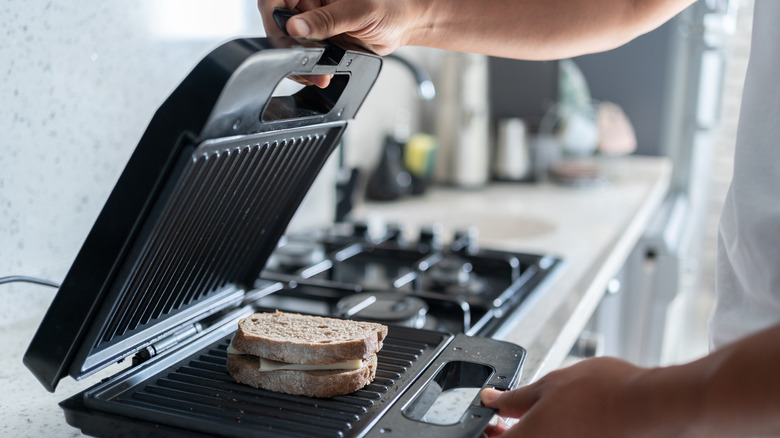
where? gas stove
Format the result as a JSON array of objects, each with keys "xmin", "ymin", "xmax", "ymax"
[{"xmin": 250, "ymin": 221, "xmax": 563, "ymax": 337}]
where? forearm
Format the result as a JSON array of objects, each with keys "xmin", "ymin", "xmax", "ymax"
[
  {"xmin": 699, "ymin": 323, "xmax": 780, "ymax": 435},
  {"xmin": 629, "ymin": 323, "xmax": 780, "ymax": 437},
  {"xmin": 408, "ymin": 0, "xmax": 695, "ymax": 60}
]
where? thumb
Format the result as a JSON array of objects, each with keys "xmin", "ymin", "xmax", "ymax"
[
  {"xmin": 286, "ymin": 3, "xmax": 366, "ymax": 40},
  {"xmin": 480, "ymin": 386, "xmax": 538, "ymax": 419}
]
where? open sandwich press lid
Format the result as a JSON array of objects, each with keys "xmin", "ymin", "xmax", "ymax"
[{"xmin": 23, "ymin": 34, "xmax": 381, "ymax": 392}]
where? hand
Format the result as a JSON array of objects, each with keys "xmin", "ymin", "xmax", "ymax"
[
  {"xmin": 258, "ymin": 0, "xmax": 421, "ymax": 88},
  {"xmin": 480, "ymin": 357, "xmax": 652, "ymax": 438},
  {"xmin": 257, "ymin": 0, "xmax": 422, "ymax": 56}
]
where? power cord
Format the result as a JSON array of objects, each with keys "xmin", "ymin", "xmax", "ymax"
[{"xmin": 0, "ymin": 275, "xmax": 60, "ymax": 289}]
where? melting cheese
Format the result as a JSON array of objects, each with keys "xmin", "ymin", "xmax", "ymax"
[{"xmin": 259, "ymin": 358, "xmax": 364, "ymax": 372}]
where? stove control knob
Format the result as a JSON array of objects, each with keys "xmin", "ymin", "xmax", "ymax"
[
  {"xmin": 385, "ymin": 223, "xmax": 404, "ymax": 242},
  {"xmin": 452, "ymin": 227, "xmax": 479, "ymax": 254},
  {"xmin": 418, "ymin": 224, "xmax": 444, "ymax": 252},
  {"xmin": 352, "ymin": 221, "xmax": 369, "ymax": 238}
]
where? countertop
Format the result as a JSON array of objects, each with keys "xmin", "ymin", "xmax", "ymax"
[{"xmin": 0, "ymin": 155, "xmax": 671, "ymax": 437}]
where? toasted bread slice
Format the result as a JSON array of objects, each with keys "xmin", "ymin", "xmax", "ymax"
[
  {"xmin": 230, "ymin": 311, "xmax": 388, "ymax": 365},
  {"xmin": 226, "ymin": 353, "xmax": 378, "ymax": 398}
]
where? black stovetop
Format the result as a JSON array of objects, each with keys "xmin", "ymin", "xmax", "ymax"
[{"xmin": 250, "ymin": 222, "xmax": 563, "ymax": 337}]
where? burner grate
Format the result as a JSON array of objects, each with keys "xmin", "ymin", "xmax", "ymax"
[{"xmin": 82, "ymin": 327, "xmax": 449, "ymax": 438}]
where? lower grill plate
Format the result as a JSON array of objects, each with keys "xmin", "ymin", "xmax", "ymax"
[{"xmin": 66, "ymin": 323, "xmax": 451, "ymax": 437}]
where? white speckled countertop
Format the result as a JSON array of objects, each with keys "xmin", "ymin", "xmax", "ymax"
[{"xmin": 0, "ymin": 155, "xmax": 670, "ymax": 437}]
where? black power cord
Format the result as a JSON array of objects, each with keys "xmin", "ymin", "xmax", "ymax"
[{"xmin": 0, "ymin": 276, "xmax": 60, "ymax": 289}]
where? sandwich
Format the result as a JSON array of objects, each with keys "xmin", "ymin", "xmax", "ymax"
[{"xmin": 226, "ymin": 311, "xmax": 388, "ymax": 398}]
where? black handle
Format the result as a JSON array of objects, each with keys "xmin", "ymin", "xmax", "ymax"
[
  {"xmin": 272, "ymin": 7, "xmax": 296, "ymax": 36},
  {"xmin": 366, "ymin": 334, "xmax": 526, "ymax": 437},
  {"xmin": 198, "ymin": 31, "xmax": 381, "ymax": 139}
]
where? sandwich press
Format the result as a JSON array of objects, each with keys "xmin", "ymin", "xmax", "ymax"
[{"xmin": 23, "ymin": 31, "xmax": 527, "ymax": 438}]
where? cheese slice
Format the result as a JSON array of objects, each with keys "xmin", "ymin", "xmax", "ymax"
[
  {"xmin": 226, "ymin": 343, "xmax": 244, "ymax": 355},
  {"xmin": 259, "ymin": 358, "xmax": 364, "ymax": 372},
  {"xmin": 227, "ymin": 339, "xmax": 364, "ymax": 372}
]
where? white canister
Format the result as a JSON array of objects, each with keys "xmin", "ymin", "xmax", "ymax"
[
  {"xmin": 435, "ymin": 52, "xmax": 491, "ymax": 188},
  {"xmin": 494, "ymin": 118, "xmax": 531, "ymax": 181}
]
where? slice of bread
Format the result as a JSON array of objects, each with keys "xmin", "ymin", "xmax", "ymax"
[
  {"xmin": 226, "ymin": 353, "xmax": 378, "ymax": 398},
  {"xmin": 230, "ymin": 311, "xmax": 388, "ymax": 365}
]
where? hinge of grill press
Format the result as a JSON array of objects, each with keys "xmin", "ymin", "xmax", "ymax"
[{"xmin": 132, "ymin": 323, "xmax": 203, "ymax": 366}]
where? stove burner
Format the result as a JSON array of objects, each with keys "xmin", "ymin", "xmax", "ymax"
[
  {"xmin": 270, "ymin": 240, "xmax": 325, "ymax": 271},
  {"xmin": 337, "ymin": 292, "xmax": 429, "ymax": 329},
  {"xmin": 428, "ymin": 258, "xmax": 473, "ymax": 288},
  {"xmin": 443, "ymin": 276, "xmax": 490, "ymax": 297}
]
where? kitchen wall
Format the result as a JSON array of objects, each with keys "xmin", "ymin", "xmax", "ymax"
[{"xmin": 1, "ymin": 1, "xmax": 406, "ymax": 326}]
